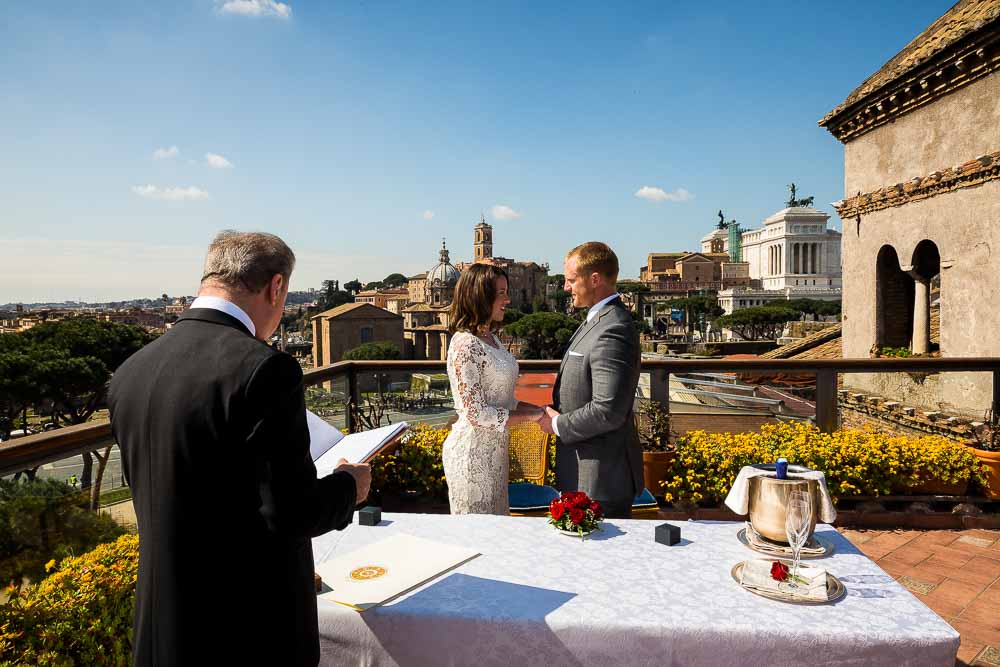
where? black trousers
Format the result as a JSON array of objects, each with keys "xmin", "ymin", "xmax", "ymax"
[{"xmin": 596, "ymin": 498, "xmax": 632, "ymax": 519}]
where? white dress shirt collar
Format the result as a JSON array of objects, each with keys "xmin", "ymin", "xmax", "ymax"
[
  {"xmin": 586, "ymin": 292, "xmax": 621, "ymax": 323},
  {"xmin": 190, "ymin": 296, "xmax": 256, "ymax": 336}
]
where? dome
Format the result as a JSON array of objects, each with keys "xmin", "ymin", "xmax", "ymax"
[{"xmin": 427, "ymin": 240, "xmax": 460, "ymax": 285}]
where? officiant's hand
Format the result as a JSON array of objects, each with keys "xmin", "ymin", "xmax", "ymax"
[
  {"xmin": 538, "ymin": 406, "xmax": 559, "ymax": 435},
  {"xmin": 335, "ymin": 458, "xmax": 372, "ymax": 505}
]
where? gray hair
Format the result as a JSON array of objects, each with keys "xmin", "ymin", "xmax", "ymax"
[{"xmin": 201, "ymin": 230, "xmax": 296, "ymax": 292}]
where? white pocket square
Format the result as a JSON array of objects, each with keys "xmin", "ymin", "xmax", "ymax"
[{"xmin": 568, "ymin": 350, "xmax": 584, "ymax": 357}]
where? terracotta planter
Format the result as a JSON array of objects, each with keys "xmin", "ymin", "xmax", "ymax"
[
  {"xmin": 907, "ymin": 477, "xmax": 969, "ymax": 496},
  {"xmin": 969, "ymin": 447, "xmax": 1000, "ymax": 499},
  {"xmin": 642, "ymin": 451, "xmax": 676, "ymax": 497}
]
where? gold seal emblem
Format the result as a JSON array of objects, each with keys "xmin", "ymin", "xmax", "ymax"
[{"xmin": 350, "ymin": 566, "xmax": 387, "ymax": 581}]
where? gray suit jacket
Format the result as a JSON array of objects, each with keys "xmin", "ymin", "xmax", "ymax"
[{"xmin": 553, "ymin": 297, "xmax": 643, "ymax": 504}]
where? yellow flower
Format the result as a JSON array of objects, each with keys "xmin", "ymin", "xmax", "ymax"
[{"xmin": 44, "ymin": 559, "xmax": 57, "ymax": 573}]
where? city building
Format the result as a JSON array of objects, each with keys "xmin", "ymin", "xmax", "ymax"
[
  {"xmin": 820, "ymin": 0, "xmax": 1000, "ymax": 416},
  {"xmin": 402, "ymin": 241, "xmax": 460, "ymax": 360},
  {"xmin": 96, "ymin": 309, "xmax": 166, "ymax": 331},
  {"xmin": 354, "ymin": 287, "xmax": 409, "ymax": 314},
  {"xmin": 310, "ymin": 303, "xmax": 404, "ymax": 368},
  {"xmin": 456, "ymin": 216, "xmax": 548, "ymax": 310}
]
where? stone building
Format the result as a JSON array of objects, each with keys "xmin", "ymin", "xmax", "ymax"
[
  {"xmin": 456, "ymin": 216, "xmax": 548, "ymax": 310},
  {"xmin": 354, "ymin": 287, "xmax": 409, "ymax": 314},
  {"xmin": 819, "ymin": 0, "xmax": 1000, "ymax": 416},
  {"xmin": 406, "ymin": 273, "xmax": 427, "ymax": 304},
  {"xmin": 400, "ymin": 241, "xmax": 460, "ymax": 360},
  {"xmin": 310, "ymin": 302, "xmax": 404, "ymax": 367},
  {"xmin": 703, "ymin": 206, "xmax": 842, "ymax": 291},
  {"xmin": 639, "ymin": 251, "xmax": 731, "ymax": 287}
]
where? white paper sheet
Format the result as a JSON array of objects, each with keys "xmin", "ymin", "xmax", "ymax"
[
  {"xmin": 315, "ymin": 533, "xmax": 480, "ymax": 611},
  {"xmin": 309, "ymin": 412, "xmax": 408, "ymax": 471}
]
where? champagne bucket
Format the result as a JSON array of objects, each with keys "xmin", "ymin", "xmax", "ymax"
[{"xmin": 747, "ymin": 472, "xmax": 820, "ymax": 544}]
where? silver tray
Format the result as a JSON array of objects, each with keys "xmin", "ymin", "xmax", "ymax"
[
  {"xmin": 737, "ymin": 527, "xmax": 833, "ymax": 559},
  {"xmin": 731, "ymin": 560, "xmax": 846, "ymax": 605}
]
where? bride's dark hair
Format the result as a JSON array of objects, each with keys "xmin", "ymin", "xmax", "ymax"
[{"xmin": 448, "ymin": 263, "xmax": 509, "ymax": 334}]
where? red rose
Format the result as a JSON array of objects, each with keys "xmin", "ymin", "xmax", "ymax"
[
  {"xmin": 549, "ymin": 500, "xmax": 565, "ymax": 521},
  {"xmin": 589, "ymin": 501, "xmax": 603, "ymax": 519},
  {"xmin": 569, "ymin": 507, "xmax": 585, "ymax": 525},
  {"xmin": 573, "ymin": 493, "xmax": 590, "ymax": 509},
  {"xmin": 770, "ymin": 561, "xmax": 789, "ymax": 582}
]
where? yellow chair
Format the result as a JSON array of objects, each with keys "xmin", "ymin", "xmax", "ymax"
[{"xmin": 508, "ymin": 422, "xmax": 559, "ymax": 516}]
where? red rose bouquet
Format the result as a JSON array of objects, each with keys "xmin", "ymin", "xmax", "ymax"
[{"xmin": 548, "ymin": 491, "xmax": 602, "ymax": 537}]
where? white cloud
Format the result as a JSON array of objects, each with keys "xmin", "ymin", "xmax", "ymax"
[
  {"xmin": 422, "ymin": 210, "xmax": 435, "ymax": 221},
  {"xmin": 152, "ymin": 146, "xmax": 179, "ymax": 160},
  {"xmin": 131, "ymin": 185, "xmax": 210, "ymax": 201},
  {"xmin": 205, "ymin": 152, "xmax": 234, "ymax": 169},
  {"xmin": 491, "ymin": 204, "xmax": 522, "ymax": 221},
  {"xmin": 634, "ymin": 186, "xmax": 693, "ymax": 203},
  {"xmin": 219, "ymin": 0, "xmax": 291, "ymax": 18}
]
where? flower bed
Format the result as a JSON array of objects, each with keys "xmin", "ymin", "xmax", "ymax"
[
  {"xmin": 661, "ymin": 422, "xmax": 989, "ymax": 505},
  {"xmin": 0, "ymin": 534, "xmax": 138, "ymax": 666},
  {"xmin": 371, "ymin": 424, "xmax": 450, "ymax": 501}
]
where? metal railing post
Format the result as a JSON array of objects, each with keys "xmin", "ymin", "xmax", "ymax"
[
  {"xmin": 347, "ymin": 367, "xmax": 360, "ymax": 433},
  {"xmin": 815, "ymin": 370, "xmax": 838, "ymax": 433},
  {"xmin": 993, "ymin": 370, "xmax": 1000, "ymax": 426}
]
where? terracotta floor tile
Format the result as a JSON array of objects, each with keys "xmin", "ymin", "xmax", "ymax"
[
  {"xmin": 913, "ymin": 530, "xmax": 961, "ymax": 547},
  {"xmin": 877, "ymin": 559, "xmax": 915, "ymax": 579},
  {"xmin": 881, "ymin": 546, "xmax": 934, "ymax": 567},
  {"xmin": 927, "ymin": 543, "xmax": 976, "ymax": 566},
  {"xmin": 958, "ymin": 598, "xmax": 1000, "ymax": 630},
  {"xmin": 957, "ymin": 638, "xmax": 986, "ymax": 665},
  {"xmin": 972, "ymin": 645, "xmax": 1000, "ymax": 666},
  {"xmin": 860, "ymin": 544, "xmax": 894, "ymax": 561},
  {"xmin": 967, "ymin": 556, "xmax": 1000, "ymax": 580},
  {"xmin": 912, "ymin": 563, "xmax": 956, "ymax": 584},
  {"xmin": 838, "ymin": 528, "xmax": 873, "ymax": 544},
  {"xmin": 952, "ymin": 618, "xmax": 1000, "ymax": 648},
  {"xmin": 923, "ymin": 592, "xmax": 966, "ymax": 619},
  {"xmin": 870, "ymin": 531, "xmax": 919, "ymax": 551},
  {"xmin": 953, "ymin": 536, "xmax": 1000, "ymax": 555},
  {"xmin": 960, "ymin": 529, "xmax": 1000, "ymax": 542},
  {"xmin": 926, "ymin": 579, "xmax": 983, "ymax": 611},
  {"xmin": 897, "ymin": 575, "xmax": 937, "ymax": 595}
]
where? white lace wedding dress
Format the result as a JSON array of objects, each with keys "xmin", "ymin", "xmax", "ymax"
[{"xmin": 443, "ymin": 331, "xmax": 519, "ymax": 515}]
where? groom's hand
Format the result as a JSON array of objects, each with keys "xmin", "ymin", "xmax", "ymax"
[{"xmin": 538, "ymin": 406, "xmax": 560, "ymax": 435}]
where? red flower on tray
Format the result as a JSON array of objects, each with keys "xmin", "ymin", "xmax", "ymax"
[{"xmin": 548, "ymin": 491, "xmax": 603, "ymax": 537}]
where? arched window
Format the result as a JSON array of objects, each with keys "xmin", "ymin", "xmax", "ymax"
[
  {"xmin": 909, "ymin": 240, "xmax": 941, "ymax": 355},
  {"xmin": 875, "ymin": 245, "xmax": 913, "ymax": 351}
]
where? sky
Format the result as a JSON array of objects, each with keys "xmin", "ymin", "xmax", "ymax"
[{"xmin": 0, "ymin": 0, "xmax": 957, "ymax": 303}]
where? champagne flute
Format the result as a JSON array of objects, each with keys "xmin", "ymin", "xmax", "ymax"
[{"xmin": 784, "ymin": 490, "xmax": 812, "ymax": 587}]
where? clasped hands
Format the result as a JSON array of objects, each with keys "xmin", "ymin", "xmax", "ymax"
[{"xmin": 514, "ymin": 403, "xmax": 560, "ymax": 435}]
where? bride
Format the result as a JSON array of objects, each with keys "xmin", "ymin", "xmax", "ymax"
[{"xmin": 443, "ymin": 263, "xmax": 542, "ymax": 514}]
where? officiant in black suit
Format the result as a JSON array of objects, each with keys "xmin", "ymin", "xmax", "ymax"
[{"xmin": 109, "ymin": 230, "xmax": 371, "ymax": 667}]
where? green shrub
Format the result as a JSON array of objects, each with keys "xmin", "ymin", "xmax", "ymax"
[
  {"xmin": 662, "ymin": 422, "xmax": 989, "ymax": 505},
  {"xmin": 0, "ymin": 479, "xmax": 126, "ymax": 586},
  {"xmin": 0, "ymin": 534, "xmax": 138, "ymax": 666},
  {"xmin": 371, "ymin": 424, "xmax": 449, "ymax": 501}
]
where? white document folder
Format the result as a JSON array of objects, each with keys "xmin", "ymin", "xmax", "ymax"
[
  {"xmin": 315, "ymin": 533, "xmax": 480, "ymax": 611},
  {"xmin": 308, "ymin": 410, "xmax": 408, "ymax": 470}
]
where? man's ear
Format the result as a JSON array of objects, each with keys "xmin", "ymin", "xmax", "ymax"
[{"xmin": 269, "ymin": 274, "xmax": 285, "ymax": 306}]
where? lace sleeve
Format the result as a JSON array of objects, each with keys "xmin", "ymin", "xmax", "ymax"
[{"xmin": 451, "ymin": 334, "xmax": 510, "ymax": 432}]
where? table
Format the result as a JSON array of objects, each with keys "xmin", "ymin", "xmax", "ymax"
[{"xmin": 312, "ymin": 513, "xmax": 959, "ymax": 666}]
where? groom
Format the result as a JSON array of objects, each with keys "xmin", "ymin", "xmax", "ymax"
[{"xmin": 538, "ymin": 241, "xmax": 643, "ymax": 519}]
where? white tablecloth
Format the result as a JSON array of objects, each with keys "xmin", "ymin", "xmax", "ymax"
[{"xmin": 312, "ymin": 514, "xmax": 958, "ymax": 667}]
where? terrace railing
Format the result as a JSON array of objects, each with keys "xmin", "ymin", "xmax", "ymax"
[{"xmin": 3, "ymin": 356, "xmax": 1000, "ymax": 478}]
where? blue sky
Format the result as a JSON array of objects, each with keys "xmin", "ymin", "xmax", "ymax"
[{"xmin": 0, "ymin": 0, "xmax": 955, "ymax": 302}]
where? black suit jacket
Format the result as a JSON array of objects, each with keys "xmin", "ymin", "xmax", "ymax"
[{"xmin": 108, "ymin": 308, "xmax": 356, "ymax": 667}]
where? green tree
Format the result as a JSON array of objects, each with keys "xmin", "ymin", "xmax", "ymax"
[
  {"xmin": 382, "ymin": 273, "xmax": 408, "ymax": 288},
  {"xmin": 716, "ymin": 306, "xmax": 799, "ymax": 341},
  {"xmin": 616, "ymin": 281, "xmax": 651, "ymax": 294},
  {"xmin": 342, "ymin": 341, "xmax": 401, "ymax": 361},
  {"xmin": 343, "ymin": 279, "xmax": 363, "ymax": 295},
  {"xmin": 0, "ymin": 336, "xmax": 47, "ymax": 439},
  {"xmin": 503, "ymin": 311, "xmax": 581, "ymax": 359},
  {"xmin": 25, "ymin": 319, "xmax": 151, "ymax": 508},
  {"xmin": 0, "ymin": 478, "xmax": 126, "ymax": 586},
  {"xmin": 785, "ymin": 298, "xmax": 842, "ymax": 318}
]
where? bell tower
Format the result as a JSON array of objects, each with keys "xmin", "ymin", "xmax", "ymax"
[{"xmin": 474, "ymin": 213, "xmax": 493, "ymax": 260}]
